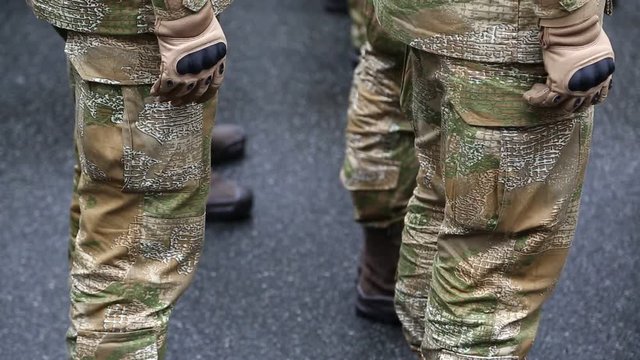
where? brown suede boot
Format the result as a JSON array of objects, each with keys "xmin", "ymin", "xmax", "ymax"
[
  {"xmin": 211, "ymin": 123, "xmax": 246, "ymax": 164},
  {"xmin": 355, "ymin": 222, "xmax": 402, "ymax": 325},
  {"xmin": 206, "ymin": 172, "xmax": 253, "ymax": 221}
]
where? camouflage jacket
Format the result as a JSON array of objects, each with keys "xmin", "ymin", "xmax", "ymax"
[
  {"xmin": 372, "ymin": 0, "xmax": 610, "ymax": 63},
  {"xmin": 30, "ymin": 0, "xmax": 232, "ymax": 35},
  {"xmin": 30, "ymin": 0, "xmax": 232, "ymax": 86}
]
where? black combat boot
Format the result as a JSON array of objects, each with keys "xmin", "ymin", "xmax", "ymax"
[
  {"xmin": 206, "ymin": 172, "xmax": 253, "ymax": 221},
  {"xmin": 211, "ymin": 123, "xmax": 246, "ymax": 164},
  {"xmin": 355, "ymin": 222, "xmax": 402, "ymax": 325}
]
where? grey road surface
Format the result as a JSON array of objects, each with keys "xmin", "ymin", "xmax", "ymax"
[{"xmin": 1, "ymin": 1, "xmax": 638, "ymax": 359}]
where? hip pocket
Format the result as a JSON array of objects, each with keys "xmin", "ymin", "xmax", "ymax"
[
  {"xmin": 74, "ymin": 76, "xmax": 126, "ymax": 184},
  {"xmin": 341, "ymin": 133, "xmax": 401, "ymax": 191},
  {"xmin": 442, "ymin": 112, "xmax": 503, "ymax": 232},
  {"xmin": 74, "ymin": 75, "xmax": 212, "ymax": 193},
  {"xmin": 120, "ymin": 86, "xmax": 211, "ymax": 193}
]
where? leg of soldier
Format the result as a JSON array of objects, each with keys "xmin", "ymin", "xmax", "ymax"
[
  {"xmin": 65, "ymin": 52, "xmax": 215, "ymax": 359},
  {"xmin": 394, "ymin": 49, "xmax": 445, "ymax": 352},
  {"xmin": 340, "ymin": 0, "xmax": 419, "ymax": 324},
  {"xmin": 402, "ymin": 48, "xmax": 594, "ymax": 359}
]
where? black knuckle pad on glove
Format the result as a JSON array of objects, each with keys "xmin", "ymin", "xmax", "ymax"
[
  {"xmin": 568, "ymin": 57, "xmax": 615, "ymax": 92},
  {"xmin": 176, "ymin": 43, "xmax": 228, "ymax": 75}
]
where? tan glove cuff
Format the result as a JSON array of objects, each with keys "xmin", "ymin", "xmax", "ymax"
[
  {"xmin": 152, "ymin": 0, "xmax": 209, "ymax": 21},
  {"xmin": 539, "ymin": 0, "xmax": 601, "ymax": 27},
  {"xmin": 541, "ymin": 15, "xmax": 601, "ymax": 48},
  {"xmin": 155, "ymin": 2, "xmax": 214, "ymax": 38}
]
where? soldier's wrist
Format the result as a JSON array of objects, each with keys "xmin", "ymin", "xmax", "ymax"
[
  {"xmin": 539, "ymin": 0, "xmax": 601, "ymax": 28},
  {"xmin": 154, "ymin": 1, "xmax": 214, "ymax": 38},
  {"xmin": 152, "ymin": 0, "xmax": 210, "ymax": 22},
  {"xmin": 541, "ymin": 15, "xmax": 601, "ymax": 48}
]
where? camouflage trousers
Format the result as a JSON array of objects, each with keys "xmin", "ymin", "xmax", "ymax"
[
  {"xmin": 396, "ymin": 48, "xmax": 594, "ymax": 359},
  {"xmin": 66, "ymin": 38, "xmax": 215, "ymax": 359},
  {"xmin": 340, "ymin": 0, "xmax": 418, "ymax": 228}
]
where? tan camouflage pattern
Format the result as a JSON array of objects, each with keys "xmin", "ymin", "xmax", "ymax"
[
  {"xmin": 372, "ymin": 0, "xmax": 603, "ymax": 63},
  {"xmin": 63, "ymin": 32, "xmax": 216, "ymax": 359},
  {"xmin": 30, "ymin": 0, "xmax": 231, "ymax": 35},
  {"xmin": 341, "ymin": 0, "xmax": 418, "ymax": 228},
  {"xmin": 396, "ymin": 47, "xmax": 594, "ymax": 359},
  {"xmin": 66, "ymin": 32, "xmax": 161, "ymax": 85}
]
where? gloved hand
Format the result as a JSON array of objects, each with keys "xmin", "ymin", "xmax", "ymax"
[
  {"xmin": 524, "ymin": 12, "xmax": 615, "ymax": 113},
  {"xmin": 151, "ymin": 2, "xmax": 227, "ymax": 107}
]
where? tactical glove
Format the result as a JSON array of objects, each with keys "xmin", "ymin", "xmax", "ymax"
[
  {"xmin": 524, "ymin": 4, "xmax": 615, "ymax": 113},
  {"xmin": 151, "ymin": 2, "xmax": 227, "ymax": 107}
]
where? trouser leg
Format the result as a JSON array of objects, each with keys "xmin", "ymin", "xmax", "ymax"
[
  {"xmin": 394, "ymin": 50, "xmax": 444, "ymax": 352},
  {"xmin": 66, "ymin": 69, "xmax": 215, "ymax": 360},
  {"xmin": 340, "ymin": 1, "xmax": 417, "ymax": 229},
  {"xmin": 403, "ymin": 48, "xmax": 594, "ymax": 359},
  {"xmin": 423, "ymin": 108, "xmax": 592, "ymax": 360},
  {"xmin": 340, "ymin": 3, "xmax": 419, "ymax": 324}
]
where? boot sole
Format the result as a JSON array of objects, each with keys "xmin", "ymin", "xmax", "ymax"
[
  {"xmin": 206, "ymin": 192, "xmax": 253, "ymax": 222},
  {"xmin": 355, "ymin": 286, "xmax": 400, "ymax": 326}
]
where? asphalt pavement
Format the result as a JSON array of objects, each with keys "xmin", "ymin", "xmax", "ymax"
[{"xmin": 1, "ymin": 0, "xmax": 639, "ymax": 359}]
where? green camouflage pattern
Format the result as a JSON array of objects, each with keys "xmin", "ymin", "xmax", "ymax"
[
  {"xmin": 64, "ymin": 32, "xmax": 216, "ymax": 359},
  {"xmin": 396, "ymin": 48, "xmax": 594, "ymax": 359},
  {"xmin": 372, "ymin": 0, "xmax": 602, "ymax": 63},
  {"xmin": 340, "ymin": 0, "xmax": 418, "ymax": 228},
  {"xmin": 65, "ymin": 32, "xmax": 161, "ymax": 85},
  {"xmin": 30, "ymin": 0, "xmax": 231, "ymax": 35}
]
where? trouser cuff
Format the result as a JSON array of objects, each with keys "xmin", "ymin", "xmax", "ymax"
[
  {"xmin": 70, "ymin": 328, "xmax": 165, "ymax": 360},
  {"xmin": 422, "ymin": 350, "xmax": 519, "ymax": 360}
]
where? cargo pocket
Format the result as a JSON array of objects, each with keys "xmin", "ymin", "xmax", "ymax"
[
  {"xmin": 441, "ymin": 109, "xmax": 503, "ymax": 232},
  {"xmin": 74, "ymin": 75, "xmax": 126, "ymax": 184},
  {"xmin": 341, "ymin": 134, "xmax": 400, "ymax": 192},
  {"xmin": 120, "ymin": 87, "xmax": 209, "ymax": 193}
]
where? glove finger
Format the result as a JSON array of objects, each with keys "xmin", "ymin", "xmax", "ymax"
[
  {"xmin": 524, "ymin": 83, "xmax": 565, "ymax": 107},
  {"xmin": 561, "ymin": 96, "xmax": 587, "ymax": 114},
  {"xmin": 177, "ymin": 77, "xmax": 211, "ymax": 106},
  {"xmin": 194, "ymin": 62, "xmax": 225, "ymax": 104},
  {"xmin": 168, "ymin": 83, "xmax": 200, "ymax": 107},
  {"xmin": 157, "ymin": 82, "xmax": 187, "ymax": 103},
  {"xmin": 211, "ymin": 60, "xmax": 225, "ymax": 88},
  {"xmin": 151, "ymin": 78, "xmax": 162, "ymax": 97},
  {"xmin": 152, "ymin": 77, "xmax": 181, "ymax": 97},
  {"xmin": 196, "ymin": 83, "xmax": 218, "ymax": 104},
  {"xmin": 170, "ymin": 79, "xmax": 201, "ymax": 102},
  {"xmin": 577, "ymin": 94, "xmax": 595, "ymax": 113},
  {"xmin": 523, "ymin": 83, "xmax": 548, "ymax": 106},
  {"xmin": 594, "ymin": 77, "xmax": 612, "ymax": 105}
]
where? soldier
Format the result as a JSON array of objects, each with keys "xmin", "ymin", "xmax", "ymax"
[
  {"xmin": 340, "ymin": 0, "xmax": 418, "ymax": 324},
  {"xmin": 29, "ymin": 0, "xmax": 231, "ymax": 358},
  {"xmin": 372, "ymin": 0, "xmax": 615, "ymax": 358}
]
